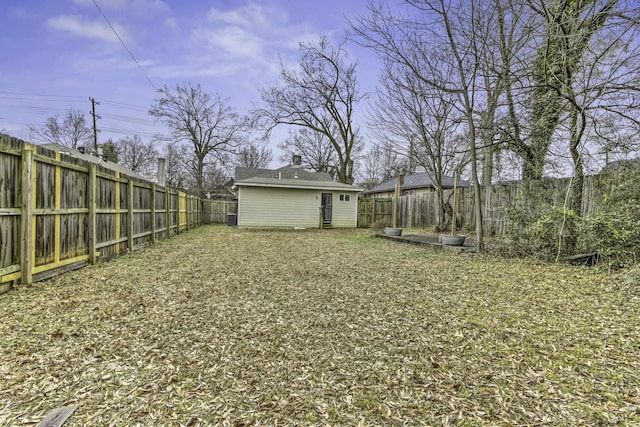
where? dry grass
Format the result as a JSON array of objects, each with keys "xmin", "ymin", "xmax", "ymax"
[{"xmin": 1, "ymin": 226, "xmax": 639, "ymax": 426}]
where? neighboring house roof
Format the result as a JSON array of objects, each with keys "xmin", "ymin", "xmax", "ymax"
[
  {"xmin": 363, "ymin": 172, "xmax": 472, "ymax": 195},
  {"xmin": 235, "ymin": 165, "xmax": 363, "ymax": 192},
  {"xmin": 40, "ymin": 143, "xmax": 146, "ymax": 179}
]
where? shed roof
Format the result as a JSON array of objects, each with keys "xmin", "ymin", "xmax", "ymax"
[
  {"xmin": 363, "ymin": 172, "xmax": 472, "ymax": 195},
  {"xmin": 235, "ymin": 165, "xmax": 362, "ymax": 192},
  {"xmin": 235, "ymin": 165, "xmax": 334, "ymax": 182}
]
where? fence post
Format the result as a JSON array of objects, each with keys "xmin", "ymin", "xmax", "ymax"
[
  {"xmin": 88, "ymin": 164, "xmax": 97, "ymax": 264},
  {"xmin": 114, "ymin": 172, "xmax": 121, "ymax": 253},
  {"xmin": 20, "ymin": 145, "xmax": 35, "ymax": 284},
  {"xmin": 165, "ymin": 188, "xmax": 170, "ymax": 238},
  {"xmin": 151, "ymin": 183, "xmax": 156, "ymax": 244},
  {"xmin": 128, "ymin": 179, "xmax": 134, "ymax": 251},
  {"xmin": 187, "ymin": 195, "xmax": 191, "ymax": 230},
  {"xmin": 372, "ymin": 198, "xmax": 377, "ymax": 225},
  {"xmin": 54, "ymin": 152, "xmax": 61, "ymax": 264}
]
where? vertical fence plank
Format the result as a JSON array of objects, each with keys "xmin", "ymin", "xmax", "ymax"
[
  {"xmin": 186, "ymin": 195, "xmax": 190, "ymax": 230},
  {"xmin": 115, "ymin": 172, "xmax": 121, "ymax": 254},
  {"xmin": 88, "ymin": 164, "xmax": 97, "ymax": 265},
  {"xmin": 372, "ymin": 198, "xmax": 377, "ymax": 226},
  {"xmin": 30, "ymin": 147, "xmax": 37, "ymax": 274},
  {"xmin": 54, "ymin": 152, "xmax": 61, "ymax": 264},
  {"xmin": 20, "ymin": 145, "xmax": 35, "ymax": 284},
  {"xmin": 165, "ymin": 188, "xmax": 170, "ymax": 238},
  {"xmin": 128, "ymin": 179, "xmax": 134, "ymax": 251},
  {"xmin": 151, "ymin": 183, "xmax": 156, "ymax": 244}
]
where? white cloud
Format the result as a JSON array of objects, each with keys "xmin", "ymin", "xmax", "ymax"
[
  {"xmin": 151, "ymin": 1, "xmax": 321, "ymax": 97},
  {"xmin": 192, "ymin": 26, "xmax": 263, "ymax": 58},
  {"xmin": 207, "ymin": 3, "xmax": 275, "ymax": 30},
  {"xmin": 72, "ymin": 52, "xmax": 150, "ymax": 73},
  {"xmin": 196, "ymin": 2, "xmax": 313, "ymax": 64},
  {"xmin": 164, "ymin": 17, "xmax": 178, "ymax": 31},
  {"xmin": 46, "ymin": 15, "xmax": 130, "ymax": 43}
]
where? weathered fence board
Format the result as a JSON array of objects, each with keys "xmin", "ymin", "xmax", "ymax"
[
  {"xmin": 0, "ymin": 134, "xmax": 238, "ymax": 292},
  {"xmin": 359, "ymin": 175, "xmax": 612, "ymax": 233},
  {"xmin": 202, "ymin": 199, "xmax": 237, "ymax": 224},
  {"xmin": 357, "ymin": 198, "xmax": 393, "ymax": 228}
]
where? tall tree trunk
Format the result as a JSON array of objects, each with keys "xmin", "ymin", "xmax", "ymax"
[
  {"xmin": 480, "ymin": 109, "xmax": 496, "ymax": 185},
  {"xmin": 468, "ymin": 120, "xmax": 484, "ymax": 251},
  {"xmin": 526, "ymin": 86, "xmax": 563, "ymax": 181},
  {"xmin": 569, "ymin": 108, "xmax": 587, "ymax": 217},
  {"xmin": 196, "ymin": 155, "xmax": 205, "ymax": 199}
]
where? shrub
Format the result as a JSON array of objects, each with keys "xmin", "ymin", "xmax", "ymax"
[
  {"xmin": 578, "ymin": 170, "xmax": 640, "ymax": 268},
  {"xmin": 497, "ymin": 178, "xmax": 583, "ymax": 261},
  {"xmin": 501, "ymin": 202, "xmax": 578, "ymax": 261}
]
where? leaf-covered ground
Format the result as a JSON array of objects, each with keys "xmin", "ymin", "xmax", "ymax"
[{"xmin": 1, "ymin": 226, "xmax": 639, "ymax": 426}]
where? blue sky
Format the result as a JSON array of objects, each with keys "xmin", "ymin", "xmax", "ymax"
[{"xmin": 0, "ymin": 0, "xmax": 384, "ymax": 164}]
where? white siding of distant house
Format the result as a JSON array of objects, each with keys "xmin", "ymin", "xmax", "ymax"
[
  {"xmin": 237, "ymin": 186, "xmax": 359, "ymax": 228},
  {"xmin": 410, "ymin": 187, "xmax": 437, "ymax": 196},
  {"xmin": 368, "ymin": 191, "xmax": 393, "ymax": 199}
]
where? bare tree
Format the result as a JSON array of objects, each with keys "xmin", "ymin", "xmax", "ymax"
[
  {"xmin": 358, "ymin": 141, "xmax": 407, "ymax": 189},
  {"xmin": 202, "ymin": 160, "xmax": 230, "ymax": 198},
  {"xmin": 352, "ymin": 0, "xmax": 496, "ymax": 250},
  {"xmin": 530, "ymin": 0, "xmax": 640, "ymax": 215},
  {"xmin": 591, "ymin": 116, "xmax": 638, "ymax": 168},
  {"xmin": 163, "ymin": 143, "xmax": 191, "ymax": 191},
  {"xmin": 30, "ymin": 109, "xmax": 92, "ymax": 149},
  {"xmin": 257, "ymin": 36, "xmax": 364, "ymax": 184},
  {"xmin": 369, "ymin": 59, "xmax": 467, "ymax": 229},
  {"xmin": 150, "ymin": 83, "xmax": 246, "ymax": 197},
  {"xmin": 116, "ymin": 135, "xmax": 159, "ymax": 179},
  {"xmin": 520, "ymin": 0, "xmax": 613, "ymax": 182},
  {"xmin": 277, "ymin": 128, "xmax": 338, "ymax": 175},
  {"xmin": 234, "ymin": 143, "xmax": 273, "ymax": 169}
]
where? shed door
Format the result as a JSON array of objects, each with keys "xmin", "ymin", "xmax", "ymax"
[{"xmin": 321, "ymin": 193, "xmax": 332, "ymax": 225}]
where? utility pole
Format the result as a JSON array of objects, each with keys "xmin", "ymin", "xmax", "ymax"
[{"xmin": 89, "ymin": 97, "xmax": 101, "ymax": 154}]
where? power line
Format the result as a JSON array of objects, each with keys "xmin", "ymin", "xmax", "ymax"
[
  {"xmin": 91, "ymin": 0, "xmax": 157, "ymax": 92},
  {"xmin": 100, "ymin": 127, "xmax": 158, "ymax": 138},
  {"xmin": 101, "ymin": 113, "xmax": 155, "ymax": 125},
  {"xmin": 1, "ymin": 90, "xmax": 162, "ymax": 141},
  {"xmin": 0, "ymin": 91, "xmax": 86, "ymax": 100},
  {"xmin": 100, "ymin": 99, "xmax": 149, "ymax": 112}
]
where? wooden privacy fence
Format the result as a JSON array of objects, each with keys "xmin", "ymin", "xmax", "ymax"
[
  {"xmin": 202, "ymin": 199, "xmax": 237, "ymax": 224},
  {"xmin": 356, "ymin": 198, "xmax": 393, "ymax": 228},
  {"xmin": 358, "ymin": 175, "xmax": 606, "ymax": 233},
  {"xmin": 0, "ymin": 135, "xmax": 235, "ymax": 292}
]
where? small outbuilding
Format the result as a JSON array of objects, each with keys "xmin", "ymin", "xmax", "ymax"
[{"xmin": 234, "ymin": 159, "xmax": 362, "ymax": 229}]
